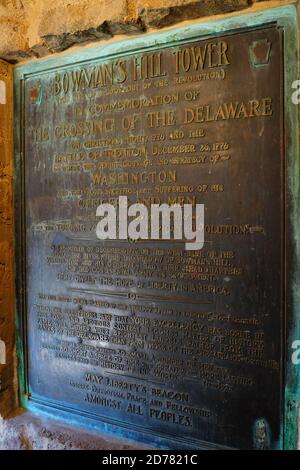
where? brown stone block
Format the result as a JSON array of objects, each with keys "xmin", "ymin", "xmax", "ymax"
[
  {"xmin": 0, "ymin": 178, "xmax": 13, "ymax": 225},
  {"xmin": 0, "ymin": 59, "xmax": 16, "ymax": 418},
  {"xmin": 34, "ymin": 0, "xmax": 128, "ymax": 44},
  {"xmin": 137, "ymin": 0, "xmax": 252, "ymax": 28},
  {"xmin": 0, "ymin": 2, "xmax": 29, "ymax": 62}
]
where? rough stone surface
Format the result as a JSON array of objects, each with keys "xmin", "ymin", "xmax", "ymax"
[
  {"xmin": 0, "ymin": 2, "xmax": 29, "ymax": 62},
  {"xmin": 138, "ymin": 0, "xmax": 252, "ymax": 28},
  {"xmin": 0, "ymin": 412, "xmax": 151, "ymax": 450},
  {"xmin": 0, "ymin": 0, "xmax": 286, "ymax": 62},
  {"xmin": 0, "ymin": 59, "xmax": 17, "ymax": 418}
]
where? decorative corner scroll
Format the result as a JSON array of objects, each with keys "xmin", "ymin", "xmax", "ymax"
[{"xmin": 253, "ymin": 418, "xmax": 271, "ymax": 450}]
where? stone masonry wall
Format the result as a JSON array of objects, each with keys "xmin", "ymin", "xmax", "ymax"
[
  {"xmin": 0, "ymin": 58, "xmax": 17, "ymax": 418},
  {"xmin": 0, "ymin": 0, "xmax": 278, "ymax": 62}
]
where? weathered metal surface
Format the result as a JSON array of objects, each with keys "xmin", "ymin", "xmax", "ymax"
[{"xmin": 13, "ymin": 5, "xmax": 300, "ymax": 450}]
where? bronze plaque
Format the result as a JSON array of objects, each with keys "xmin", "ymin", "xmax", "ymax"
[{"xmin": 19, "ymin": 25, "xmax": 284, "ymax": 449}]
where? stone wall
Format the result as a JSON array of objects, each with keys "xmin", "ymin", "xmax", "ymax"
[
  {"xmin": 0, "ymin": 413, "xmax": 149, "ymax": 449},
  {"xmin": 0, "ymin": 59, "xmax": 17, "ymax": 418},
  {"xmin": 0, "ymin": 0, "xmax": 279, "ymax": 62}
]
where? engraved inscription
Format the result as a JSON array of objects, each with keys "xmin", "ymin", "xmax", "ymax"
[{"xmin": 23, "ymin": 26, "xmax": 283, "ymax": 449}]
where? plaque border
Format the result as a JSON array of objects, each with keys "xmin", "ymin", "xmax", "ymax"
[{"xmin": 13, "ymin": 4, "xmax": 299, "ymax": 450}]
